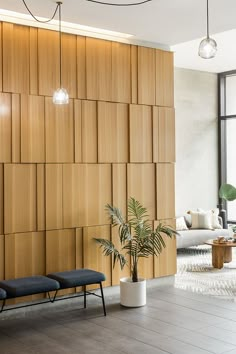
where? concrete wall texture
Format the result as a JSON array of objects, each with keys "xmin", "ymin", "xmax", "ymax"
[{"xmin": 174, "ymin": 67, "xmax": 218, "ymax": 215}]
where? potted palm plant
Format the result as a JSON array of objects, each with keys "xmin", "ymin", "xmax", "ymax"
[{"xmin": 94, "ymin": 197, "xmax": 177, "ymax": 307}]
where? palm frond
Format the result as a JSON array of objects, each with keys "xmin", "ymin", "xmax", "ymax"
[
  {"xmin": 105, "ymin": 204, "xmax": 124, "ymax": 225},
  {"xmin": 94, "ymin": 238, "xmax": 127, "ymax": 269},
  {"xmin": 128, "ymin": 197, "xmax": 148, "ymax": 221}
]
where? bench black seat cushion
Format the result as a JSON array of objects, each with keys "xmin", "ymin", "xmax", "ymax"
[
  {"xmin": 0, "ymin": 276, "xmax": 60, "ymax": 298},
  {"xmin": 47, "ymin": 269, "xmax": 106, "ymax": 289},
  {"xmin": 0, "ymin": 288, "xmax": 6, "ymax": 300}
]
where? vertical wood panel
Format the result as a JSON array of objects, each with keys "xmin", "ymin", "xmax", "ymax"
[
  {"xmin": 152, "ymin": 106, "xmax": 159, "ymax": 162},
  {"xmin": 81, "ymin": 100, "xmax": 97, "ymax": 163},
  {"xmin": 4, "ymin": 164, "xmax": 37, "ymax": 234},
  {"xmin": 38, "ymin": 29, "xmax": 58, "ymax": 96},
  {"xmin": 154, "ymin": 219, "xmax": 176, "ymax": 277},
  {"xmin": 45, "ymin": 98, "xmax": 74, "ymax": 163},
  {"xmin": 112, "ymin": 42, "xmax": 131, "ymax": 103},
  {"xmin": 0, "ymin": 23, "xmax": 2, "ymax": 91},
  {"xmin": 112, "ymin": 164, "xmax": 127, "ymax": 219},
  {"xmin": 0, "ymin": 93, "xmax": 11, "ymax": 162},
  {"xmin": 83, "ymin": 225, "xmax": 111, "ymax": 288},
  {"xmin": 0, "ymin": 235, "xmax": 4, "ymax": 280},
  {"xmin": 37, "ymin": 164, "xmax": 45, "ymax": 231},
  {"xmin": 86, "ymin": 38, "xmax": 112, "ymax": 101},
  {"xmin": 77, "ymin": 164, "xmax": 112, "ymax": 227},
  {"xmin": 45, "ymin": 164, "xmax": 63, "ymax": 230},
  {"xmin": 46, "ymin": 229, "xmax": 76, "ymax": 295},
  {"xmin": 138, "ymin": 254, "xmax": 154, "ymax": 280},
  {"xmin": 12, "ymin": 94, "xmax": 21, "ymax": 163},
  {"xmin": 77, "ymin": 36, "xmax": 86, "ymax": 99},
  {"xmin": 3, "ymin": 23, "xmax": 29, "ymax": 93},
  {"xmin": 5, "ymin": 232, "xmax": 45, "ymax": 302},
  {"xmin": 156, "ymin": 163, "xmax": 175, "ymax": 220},
  {"xmin": 158, "ymin": 107, "xmax": 175, "ymax": 162},
  {"xmin": 74, "ymin": 99, "xmax": 82, "ymax": 162},
  {"xmin": 129, "ymin": 104, "xmax": 152, "ymax": 163},
  {"xmin": 62, "ymin": 33, "xmax": 77, "ymax": 98},
  {"xmin": 76, "ymin": 228, "xmax": 83, "ymax": 292},
  {"xmin": 131, "ymin": 45, "xmax": 138, "ymax": 104},
  {"xmin": 156, "ymin": 50, "xmax": 174, "ymax": 107},
  {"xmin": 21, "ymin": 95, "xmax": 45, "ymax": 163},
  {"xmin": 63, "ymin": 164, "xmax": 80, "ymax": 228},
  {"xmin": 138, "ymin": 46, "xmax": 155, "ymax": 105},
  {"xmin": 29, "ymin": 27, "xmax": 38, "ymax": 95},
  {"xmin": 0, "ymin": 165, "xmax": 3, "ymax": 235},
  {"xmin": 111, "ymin": 225, "xmax": 130, "ymax": 285},
  {"xmin": 98, "ymin": 102, "xmax": 128, "ymax": 163},
  {"xmin": 127, "ymin": 164, "xmax": 155, "ymax": 220}
]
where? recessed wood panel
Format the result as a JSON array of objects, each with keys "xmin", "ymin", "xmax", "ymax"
[
  {"xmin": 12, "ymin": 94, "xmax": 21, "ymax": 163},
  {"xmin": 129, "ymin": 104, "xmax": 152, "ymax": 163},
  {"xmin": 0, "ymin": 93, "xmax": 11, "ymax": 162},
  {"xmin": 131, "ymin": 45, "xmax": 138, "ymax": 104},
  {"xmin": 45, "ymin": 98, "xmax": 74, "ymax": 163},
  {"xmin": 111, "ymin": 225, "xmax": 130, "ymax": 286},
  {"xmin": 98, "ymin": 102, "xmax": 128, "ymax": 163},
  {"xmin": 158, "ymin": 107, "xmax": 175, "ymax": 162},
  {"xmin": 29, "ymin": 27, "xmax": 38, "ymax": 95},
  {"xmin": 62, "ymin": 33, "xmax": 77, "ymax": 98},
  {"xmin": 77, "ymin": 164, "xmax": 112, "ymax": 227},
  {"xmin": 112, "ymin": 42, "xmax": 131, "ymax": 103},
  {"xmin": 127, "ymin": 164, "xmax": 155, "ymax": 220},
  {"xmin": 81, "ymin": 100, "xmax": 97, "ymax": 163},
  {"xmin": 86, "ymin": 38, "xmax": 112, "ymax": 101},
  {"xmin": 0, "ymin": 235, "xmax": 4, "ymax": 280},
  {"xmin": 154, "ymin": 219, "xmax": 176, "ymax": 277},
  {"xmin": 63, "ymin": 164, "xmax": 80, "ymax": 228},
  {"xmin": 138, "ymin": 254, "xmax": 154, "ymax": 280},
  {"xmin": 3, "ymin": 23, "xmax": 29, "ymax": 93},
  {"xmin": 77, "ymin": 36, "xmax": 86, "ymax": 99},
  {"xmin": 46, "ymin": 229, "xmax": 76, "ymax": 295},
  {"xmin": 156, "ymin": 163, "xmax": 175, "ymax": 220},
  {"xmin": 112, "ymin": 164, "xmax": 127, "ymax": 219},
  {"xmin": 21, "ymin": 95, "xmax": 45, "ymax": 163},
  {"xmin": 38, "ymin": 29, "xmax": 59, "ymax": 96},
  {"xmin": 83, "ymin": 225, "xmax": 111, "ymax": 288},
  {"xmin": 74, "ymin": 100, "xmax": 82, "ymax": 163},
  {"xmin": 4, "ymin": 164, "xmax": 37, "ymax": 234},
  {"xmin": 156, "ymin": 50, "xmax": 174, "ymax": 107},
  {"xmin": 37, "ymin": 164, "xmax": 45, "ymax": 231},
  {"xmin": 45, "ymin": 164, "xmax": 63, "ymax": 230},
  {"xmin": 0, "ymin": 165, "xmax": 3, "ymax": 235},
  {"xmin": 5, "ymin": 232, "xmax": 45, "ymax": 302},
  {"xmin": 138, "ymin": 46, "xmax": 155, "ymax": 105}
]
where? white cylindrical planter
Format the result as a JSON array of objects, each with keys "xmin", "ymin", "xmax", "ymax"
[{"xmin": 120, "ymin": 277, "xmax": 146, "ymax": 307}]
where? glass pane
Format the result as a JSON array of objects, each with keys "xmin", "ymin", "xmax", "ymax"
[
  {"xmin": 226, "ymin": 75, "xmax": 236, "ymax": 115},
  {"xmin": 226, "ymin": 119, "xmax": 236, "ymax": 221}
]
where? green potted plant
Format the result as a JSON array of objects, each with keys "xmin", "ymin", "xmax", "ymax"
[
  {"xmin": 219, "ymin": 183, "xmax": 236, "ymax": 202},
  {"xmin": 94, "ymin": 197, "xmax": 177, "ymax": 307}
]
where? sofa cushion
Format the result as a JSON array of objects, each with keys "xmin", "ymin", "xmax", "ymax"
[
  {"xmin": 177, "ymin": 228, "xmax": 230, "ymax": 249},
  {"xmin": 176, "ymin": 217, "xmax": 188, "ymax": 231},
  {"xmin": 190, "ymin": 210, "xmax": 212, "ymax": 229}
]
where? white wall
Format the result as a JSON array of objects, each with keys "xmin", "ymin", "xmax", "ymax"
[{"xmin": 175, "ymin": 67, "xmax": 218, "ymax": 215}]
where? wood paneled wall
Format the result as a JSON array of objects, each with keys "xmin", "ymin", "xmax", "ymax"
[{"xmin": 0, "ymin": 21, "xmax": 176, "ymax": 290}]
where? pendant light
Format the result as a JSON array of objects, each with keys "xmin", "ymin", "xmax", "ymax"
[
  {"xmin": 198, "ymin": 0, "xmax": 217, "ymax": 59},
  {"xmin": 53, "ymin": 2, "xmax": 69, "ymax": 104}
]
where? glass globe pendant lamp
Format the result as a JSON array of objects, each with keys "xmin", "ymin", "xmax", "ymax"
[{"xmin": 198, "ymin": 0, "xmax": 217, "ymax": 59}]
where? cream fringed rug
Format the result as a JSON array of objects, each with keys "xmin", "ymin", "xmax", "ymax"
[{"xmin": 175, "ymin": 245, "xmax": 236, "ymax": 301}]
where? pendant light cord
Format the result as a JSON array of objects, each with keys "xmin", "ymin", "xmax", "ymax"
[
  {"xmin": 58, "ymin": 2, "xmax": 62, "ymax": 88},
  {"xmin": 206, "ymin": 0, "xmax": 209, "ymax": 38},
  {"xmin": 22, "ymin": 0, "xmax": 59, "ymax": 23}
]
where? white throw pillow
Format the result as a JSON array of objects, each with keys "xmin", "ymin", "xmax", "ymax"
[
  {"xmin": 190, "ymin": 210, "xmax": 213, "ymax": 229},
  {"xmin": 176, "ymin": 217, "xmax": 188, "ymax": 231},
  {"xmin": 197, "ymin": 208, "xmax": 222, "ymax": 229}
]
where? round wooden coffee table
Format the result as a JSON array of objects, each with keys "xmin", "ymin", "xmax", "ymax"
[{"xmin": 205, "ymin": 239, "xmax": 236, "ymax": 269}]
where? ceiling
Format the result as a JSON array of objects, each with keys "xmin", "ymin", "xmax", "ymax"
[{"xmin": 0, "ymin": 0, "xmax": 236, "ymax": 72}]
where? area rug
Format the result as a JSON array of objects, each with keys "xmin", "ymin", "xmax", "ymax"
[{"xmin": 175, "ymin": 245, "xmax": 236, "ymax": 301}]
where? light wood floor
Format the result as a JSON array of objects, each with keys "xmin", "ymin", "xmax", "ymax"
[{"xmin": 1, "ymin": 284, "xmax": 236, "ymax": 354}]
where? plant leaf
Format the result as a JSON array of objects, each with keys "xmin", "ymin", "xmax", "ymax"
[{"xmin": 219, "ymin": 184, "xmax": 236, "ymax": 201}]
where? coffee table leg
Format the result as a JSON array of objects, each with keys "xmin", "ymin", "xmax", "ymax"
[
  {"xmin": 212, "ymin": 245, "xmax": 224, "ymax": 269},
  {"xmin": 224, "ymin": 247, "xmax": 232, "ymax": 263}
]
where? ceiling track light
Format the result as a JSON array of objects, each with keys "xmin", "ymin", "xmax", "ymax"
[
  {"xmin": 198, "ymin": 0, "xmax": 217, "ymax": 59},
  {"xmin": 22, "ymin": 0, "xmax": 69, "ymax": 104}
]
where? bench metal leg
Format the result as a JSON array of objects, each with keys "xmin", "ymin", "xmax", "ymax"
[
  {"xmin": 47, "ymin": 290, "xmax": 58, "ymax": 303},
  {"xmin": 0, "ymin": 299, "xmax": 5, "ymax": 313},
  {"xmin": 99, "ymin": 282, "xmax": 106, "ymax": 316},
  {"xmin": 84, "ymin": 285, "xmax": 86, "ymax": 309}
]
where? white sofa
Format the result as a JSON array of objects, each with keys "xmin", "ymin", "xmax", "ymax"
[{"xmin": 176, "ymin": 215, "xmax": 230, "ymax": 249}]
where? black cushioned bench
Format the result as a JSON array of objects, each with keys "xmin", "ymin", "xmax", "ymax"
[{"xmin": 0, "ymin": 269, "xmax": 106, "ymax": 316}]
